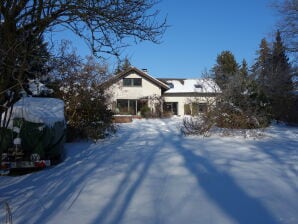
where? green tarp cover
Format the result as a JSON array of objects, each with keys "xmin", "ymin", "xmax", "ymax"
[
  {"xmin": 0, "ymin": 97, "xmax": 65, "ymax": 162},
  {"xmin": 1, "ymin": 119, "xmax": 65, "ymax": 161}
]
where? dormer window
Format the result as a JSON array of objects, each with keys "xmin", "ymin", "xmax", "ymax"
[
  {"xmin": 123, "ymin": 78, "xmax": 142, "ymax": 87},
  {"xmin": 194, "ymin": 84, "xmax": 202, "ymax": 89},
  {"xmin": 168, "ymin": 83, "xmax": 174, "ymax": 88}
]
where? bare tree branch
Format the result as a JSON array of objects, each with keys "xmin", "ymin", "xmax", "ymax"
[
  {"xmin": 0, "ymin": 0, "xmax": 167, "ymax": 129},
  {"xmin": 274, "ymin": 0, "xmax": 298, "ymax": 55}
]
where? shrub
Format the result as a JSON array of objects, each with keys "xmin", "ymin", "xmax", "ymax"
[
  {"xmin": 182, "ymin": 115, "xmax": 214, "ymax": 136},
  {"xmin": 182, "ymin": 108, "xmax": 269, "ymax": 137},
  {"xmin": 214, "ymin": 102, "xmax": 270, "ymax": 129},
  {"xmin": 140, "ymin": 105, "xmax": 151, "ymax": 118},
  {"xmin": 52, "ymin": 55, "xmax": 115, "ymax": 141}
]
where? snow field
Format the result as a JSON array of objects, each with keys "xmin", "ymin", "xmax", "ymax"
[{"xmin": 0, "ymin": 118, "xmax": 297, "ymax": 224}]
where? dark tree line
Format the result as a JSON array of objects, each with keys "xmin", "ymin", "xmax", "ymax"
[
  {"xmin": 252, "ymin": 31, "xmax": 294, "ymax": 121},
  {"xmin": 210, "ymin": 50, "xmax": 271, "ymax": 129},
  {"xmin": 218, "ymin": 31, "xmax": 294, "ymax": 124},
  {"xmin": 184, "ymin": 30, "xmax": 296, "ymax": 135}
]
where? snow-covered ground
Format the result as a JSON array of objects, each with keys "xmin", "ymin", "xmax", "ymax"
[{"xmin": 1, "ymin": 118, "xmax": 297, "ymax": 224}]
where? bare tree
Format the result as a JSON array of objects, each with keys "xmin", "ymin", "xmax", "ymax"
[
  {"xmin": 0, "ymin": 0, "xmax": 166, "ymax": 57},
  {"xmin": 0, "ymin": 0, "xmax": 167, "ymax": 127},
  {"xmin": 274, "ymin": 0, "xmax": 298, "ymax": 55}
]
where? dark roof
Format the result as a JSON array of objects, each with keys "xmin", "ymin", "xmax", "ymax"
[{"xmin": 102, "ymin": 67, "xmax": 169, "ymax": 90}]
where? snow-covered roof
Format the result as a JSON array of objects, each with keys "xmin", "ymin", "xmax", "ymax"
[
  {"xmin": 160, "ymin": 78, "xmax": 220, "ymax": 94},
  {"xmin": 3, "ymin": 97, "xmax": 65, "ymax": 128}
]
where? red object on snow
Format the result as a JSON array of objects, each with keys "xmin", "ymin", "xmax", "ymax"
[{"xmin": 34, "ymin": 161, "xmax": 46, "ymax": 168}]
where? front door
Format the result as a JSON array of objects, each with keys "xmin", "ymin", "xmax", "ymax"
[{"xmin": 164, "ymin": 102, "xmax": 178, "ymax": 115}]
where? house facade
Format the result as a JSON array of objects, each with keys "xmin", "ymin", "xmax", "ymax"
[{"xmin": 104, "ymin": 67, "xmax": 220, "ymax": 116}]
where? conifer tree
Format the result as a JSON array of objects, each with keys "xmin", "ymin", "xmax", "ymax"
[
  {"xmin": 253, "ymin": 31, "xmax": 294, "ymax": 121},
  {"xmin": 212, "ymin": 51, "xmax": 239, "ymax": 90},
  {"xmin": 26, "ymin": 36, "xmax": 51, "ymax": 80},
  {"xmin": 212, "ymin": 52, "xmax": 269, "ymax": 128},
  {"xmin": 115, "ymin": 57, "xmax": 132, "ymax": 74},
  {"xmin": 240, "ymin": 59, "xmax": 249, "ymax": 78},
  {"xmin": 252, "ymin": 38, "xmax": 272, "ymax": 93},
  {"xmin": 270, "ymin": 30, "xmax": 293, "ymax": 120},
  {"xmin": 251, "ymin": 38, "xmax": 272, "ymax": 117}
]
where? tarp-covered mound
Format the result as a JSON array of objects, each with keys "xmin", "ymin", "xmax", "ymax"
[{"xmin": 0, "ymin": 97, "xmax": 65, "ymax": 162}]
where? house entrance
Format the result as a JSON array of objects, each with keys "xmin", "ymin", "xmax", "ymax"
[{"xmin": 164, "ymin": 102, "xmax": 178, "ymax": 115}]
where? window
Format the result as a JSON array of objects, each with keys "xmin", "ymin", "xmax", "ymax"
[
  {"xmin": 123, "ymin": 78, "xmax": 142, "ymax": 87},
  {"xmin": 123, "ymin": 79, "xmax": 131, "ymax": 86},
  {"xmin": 117, "ymin": 99, "xmax": 129, "ymax": 114},
  {"xmin": 192, "ymin": 103, "xmax": 207, "ymax": 115},
  {"xmin": 168, "ymin": 83, "xmax": 174, "ymax": 88},
  {"xmin": 163, "ymin": 102, "xmax": 178, "ymax": 115},
  {"xmin": 198, "ymin": 103, "xmax": 207, "ymax": 113},
  {"xmin": 133, "ymin": 78, "xmax": 142, "ymax": 86},
  {"xmin": 194, "ymin": 84, "xmax": 202, "ymax": 89},
  {"xmin": 184, "ymin": 104, "xmax": 191, "ymax": 115},
  {"xmin": 116, "ymin": 99, "xmax": 139, "ymax": 115}
]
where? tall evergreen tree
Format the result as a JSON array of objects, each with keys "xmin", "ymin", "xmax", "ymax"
[
  {"xmin": 210, "ymin": 51, "xmax": 270, "ymax": 128},
  {"xmin": 252, "ymin": 38, "xmax": 272, "ymax": 93},
  {"xmin": 26, "ymin": 36, "xmax": 51, "ymax": 80},
  {"xmin": 115, "ymin": 57, "xmax": 132, "ymax": 74},
  {"xmin": 253, "ymin": 31, "xmax": 294, "ymax": 121},
  {"xmin": 270, "ymin": 30, "xmax": 293, "ymax": 120},
  {"xmin": 240, "ymin": 59, "xmax": 249, "ymax": 78},
  {"xmin": 212, "ymin": 50, "xmax": 239, "ymax": 89},
  {"xmin": 251, "ymin": 38, "xmax": 272, "ymax": 119}
]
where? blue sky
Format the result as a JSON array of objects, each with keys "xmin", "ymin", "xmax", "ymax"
[{"xmin": 51, "ymin": 0, "xmax": 278, "ymax": 78}]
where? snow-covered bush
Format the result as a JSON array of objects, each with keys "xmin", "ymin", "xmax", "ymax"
[
  {"xmin": 51, "ymin": 53, "xmax": 115, "ymax": 141},
  {"xmin": 183, "ymin": 73, "xmax": 270, "ymax": 136},
  {"xmin": 56, "ymin": 76, "xmax": 114, "ymax": 141},
  {"xmin": 213, "ymin": 102, "xmax": 269, "ymax": 129},
  {"xmin": 182, "ymin": 115, "xmax": 213, "ymax": 136}
]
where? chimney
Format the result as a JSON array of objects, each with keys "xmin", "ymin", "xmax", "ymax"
[{"xmin": 142, "ymin": 68, "xmax": 148, "ymax": 73}]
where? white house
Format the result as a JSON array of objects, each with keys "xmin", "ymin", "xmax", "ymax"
[
  {"xmin": 104, "ymin": 67, "xmax": 220, "ymax": 116},
  {"xmin": 160, "ymin": 78, "xmax": 220, "ymax": 116}
]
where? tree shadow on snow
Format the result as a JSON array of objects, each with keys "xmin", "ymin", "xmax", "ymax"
[
  {"xmin": 0, "ymin": 127, "xmax": 136, "ymax": 224},
  {"xmin": 90, "ymin": 143, "xmax": 158, "ymax": 224},
  {"xmin": 90, "ymin": 121, "xmax": 165, "ymax": 224},
  {"xmin": 1, "ymin": 120, "xmax": 290, "ymax": 224},
  {"xmin": 171, "ymin": 136, "xmax": 279, "ymax": 224}
]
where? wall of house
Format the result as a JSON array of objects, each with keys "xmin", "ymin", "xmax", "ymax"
[
  {"xmin": 108, "ymin": 73, "xmax": 162, "ymax": 101},
  {"xmin": 163, "ymin": 95, "xmax": 217, "ymax": 116},
  {"xmin": 105, "ymin": 70, "xmax": 219, "ymax": 116},
  {"xmin": 106, "ymin": 72, "xmax": 164, "ymax": 115}
]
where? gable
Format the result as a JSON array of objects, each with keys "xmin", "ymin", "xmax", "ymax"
[{"xmin": 103, "ymin": 67, "xmax": 169, "ymax": 91}]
